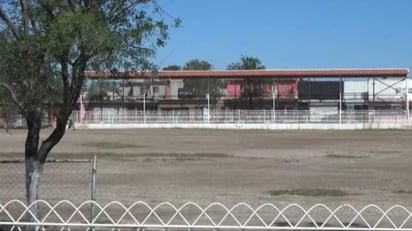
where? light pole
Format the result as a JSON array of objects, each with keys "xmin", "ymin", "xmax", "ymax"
[
  {"xmin": 99, "ymin": 81, "xmax": 103, "ymax": 122},
  {"xmin": 79, "ymin": 95, "xmax": 83, "ymax": 124},
  {"xmin": 406, "ymin": 76, "xmax": 409, "ymax": 119},
  {"xmin": 206, "ymin": 93, "xmax": 210, "ymax": 124},
  {"xmin": 339, "ymin": 77, "xmax": 342, "ymax": 124},
  {"xmin": 142, "ymin": 80, "xmax": 148, "ymax": 124},
  {"xmin": 272, "ymin": 86, "xmax": 276, "ymax": 122},
  {"xmin": 143, "ymin": 90, "xmax": 146, "ymax": 124}
]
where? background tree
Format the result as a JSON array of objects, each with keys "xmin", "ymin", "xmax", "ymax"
[
  {"xmin": 183, "ymin": 59, "xmax": 223, "ymax": 98},
  {"xmin": 162, "ymin": 65, "xmax": 182, "ymax": 71},
  {"xmin": 0, "ymin": 0, "xmax": 178, "ymax": 215},
  {"xmin": 227, "ymin": 55, "xmax": 268, "ymax": 108}
]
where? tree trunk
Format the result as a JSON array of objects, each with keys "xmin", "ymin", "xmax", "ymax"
[
  {"xmin": 22, "ymin": 110, "xmax": 67, "ymax": 231},
  {"xmin": 25, "ymin": 157, "xmax": 44, "ymax": 217},
  {"xmin": 246, "ymin": 78, "xmax": 253, "ymax": 109},
  {"xmin": 24, "ymin": 111, "xmax": 42, "ymax": 223}
]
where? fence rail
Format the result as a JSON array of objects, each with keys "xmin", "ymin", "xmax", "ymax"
[
  {"xmin": 1, "ymin": 110, "xmax": 410, "ymax": 129},
  {"xmin": 72, "ymin": 109, "xmax": 411, "ymax": 125},
  {"xmin": 1, "ymin": 200, "xmax": 412, "ymax": 230}
]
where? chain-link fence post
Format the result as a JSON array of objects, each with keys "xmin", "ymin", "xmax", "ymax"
[{"xmin": 90, "ymin": 155, "xmax": 97, "ymax": 223}]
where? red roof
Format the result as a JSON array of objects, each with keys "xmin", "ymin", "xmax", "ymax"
[{"xmin": 85, "ymin": 68, "xmax": 409, "ymax": 79}]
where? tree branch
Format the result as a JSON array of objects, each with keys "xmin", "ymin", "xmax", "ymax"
[
  {"xmin": 20, "ymin": 0, "xmax": 30, "ymax": 35},
  {"xmin": 108, "ymin": 0, "xmax": 144, "ymax": 24},
  {"xmin": 37, "ymin": 117, "xmax": 66, "ymax": 162},
  {"xmin": 0, "ymin": 82, "xmax": 25, "ymax": 112},
  {"xmin": 0, "ymin": 5, "xmax": 19, "ymax": 39},
  {"xmin": 59, "ymin": 59, "xmax": 70, "ymax": 116},
  {"xmin": 69, "ymin": 62, "xmax": 86, "ymax": 108}
]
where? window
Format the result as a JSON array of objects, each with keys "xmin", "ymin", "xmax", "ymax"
[
  {"xmin": 153, "ymin": 86, "xmax": 159, "ymax": 94},
  {"xmin": 140, "ymin": 87, "xmax": 145, "ymax": 95}
]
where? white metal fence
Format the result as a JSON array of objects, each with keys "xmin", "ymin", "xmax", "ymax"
[
  {"xmin": 72, "ymin": 109, "xmax": 411, "ymax": 125},
  {"xmin": 1, "ymin": 200, "xmax": 412, "ymax": 230}
]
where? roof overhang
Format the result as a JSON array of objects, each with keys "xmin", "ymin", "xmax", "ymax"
[{"xmin": 85, "ymin": 68, "xmax": 409, "ymax": 80}]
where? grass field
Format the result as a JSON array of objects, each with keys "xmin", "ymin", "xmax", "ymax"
[{"xmin": 1, "ymin": 128, "xmax": 412, "ymax": 208}]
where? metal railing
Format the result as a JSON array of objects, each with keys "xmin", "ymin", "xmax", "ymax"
[
  {"xmin": 72, "ymin": 109, "xmax": 411, "ymax": 125},
  {"xmin": 1, "ymin": 200, "xmax": 412, "ymax": 230}
]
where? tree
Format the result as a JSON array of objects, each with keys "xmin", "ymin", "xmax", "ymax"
[
  {"xmin": 162, "ymin": 65, "xmax": 182, "ymax": 71},
  {"xmin": 183, "ymin": 59, "xmax": 223, "ymax": 98},
  {"xmin": 0, "ymin": 0, "xmax": 178, "ymax": 216},
  {"xmin": 227, "ymin": 55, "xmax": 269, "ymax": 108}
]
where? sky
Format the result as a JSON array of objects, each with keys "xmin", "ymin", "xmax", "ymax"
[{"xmin": 155, "ymin": 0, "xmax": 412, "ymax": 71}]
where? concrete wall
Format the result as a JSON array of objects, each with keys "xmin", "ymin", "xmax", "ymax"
[{"xmin": 169, "ymin": 80, "xmax": 184, "ymax": 99}]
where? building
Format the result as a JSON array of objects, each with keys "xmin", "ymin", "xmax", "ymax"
[{"xmin": 84, "ymin": 68, "xmax": 410, "ymax": 113}]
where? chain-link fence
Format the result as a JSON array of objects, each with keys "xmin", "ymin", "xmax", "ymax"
[{"xmin": 0, "ymin": 158, "xmax": 95, "ymax": 203}]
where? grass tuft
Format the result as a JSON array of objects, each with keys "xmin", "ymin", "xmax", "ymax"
[
  {"xmin": 268, "ymin": 188, "xmax": 349, "ymax": 197},
  {"xmin": 368, "ymin": 150, "xmax": 402, "ymax": 155},
  {"xmin": 138, "ymin": 152, "xmax": 232, "ymax": 161},
  {"xmin": 326, "ymin": 154, "xmax": 368, "ymax": 159},
  {"xmin": 393, "ymin": 190, "xmax": 412, "ymax": 194}
]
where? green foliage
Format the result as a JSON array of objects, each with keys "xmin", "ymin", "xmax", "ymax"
[
  {"xmin": 183, "ymin": 59, "xmax": 224, "ymax": 98},
  {"xmin": 227, "ymin": 55, "xmax": 266, "ymax": 70},
  {"xmin": 227, "ymin": 55, "xmax": 271, "ymax": 107},
  {"xmin": 162, "ymin": 65, "xmax": 182, "ymax": 70},
  {"xmin": 183, "ymin": 59, "xmax": 213, "ymax": 71},
  {"xmin": 0, "ymin": 0, "xmax": 178, "ymax": 119}
]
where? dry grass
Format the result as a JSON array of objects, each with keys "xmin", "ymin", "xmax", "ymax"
[{"xmin": 1, "ymin": 128, "xmax": 412, "ymax": 205}]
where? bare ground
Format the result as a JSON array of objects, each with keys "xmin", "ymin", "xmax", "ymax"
[{"xmin": 1, "ymin": 128, "xmax": 412, "ymax": 208}]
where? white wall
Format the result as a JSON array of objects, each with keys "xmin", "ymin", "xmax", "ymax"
[
  {"xmin": 344, "ymin": 78, "xmax": 411, "ymax": 102},
  {"xmin": 169, "ymin": 79, "xmax": 184, "ymax": 99},
  {"xmin": 344, "ymin": 80, "xmax": 368, "ymax": 101},
  {"xmin": 368, "ymin": 78, "xmax": 411, "ymax": 102}
]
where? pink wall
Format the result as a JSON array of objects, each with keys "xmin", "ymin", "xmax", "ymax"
[
  {"xmin": 226, "ymin": 79, "xmax": 298, "ymax": 99},
  {"xmin": 276, "ymin": 80, "xmax": 298, "ymax": 99},
  {"xmin": 227, "ymin": 81, "xmax": 242, "ymax": 99}
]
